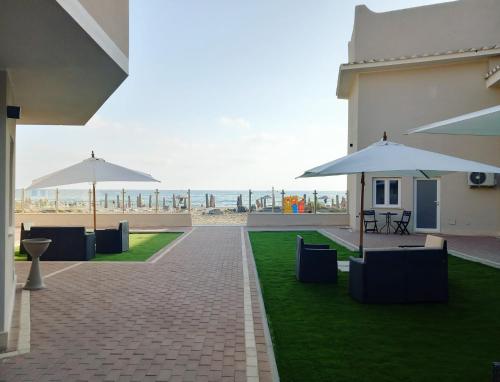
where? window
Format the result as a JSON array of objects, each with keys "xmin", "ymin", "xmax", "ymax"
[{"xmin": 373, "ymin": 178, "xmax": 401, "ymax": 208}]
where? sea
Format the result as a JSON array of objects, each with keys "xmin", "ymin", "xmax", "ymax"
[{"xmin": 17, "ymin": 189, "xmax": 347, "ymax": 208}]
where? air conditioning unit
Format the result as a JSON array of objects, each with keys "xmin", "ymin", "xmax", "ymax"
[{"xmin": 467, "ymin": 172, "xmax": 497, "ymax": 187}]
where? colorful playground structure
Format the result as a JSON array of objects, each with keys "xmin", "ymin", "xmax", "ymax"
[{"xmin": 283, "ymin": 196, "xmax": 306, "ymax": 214}]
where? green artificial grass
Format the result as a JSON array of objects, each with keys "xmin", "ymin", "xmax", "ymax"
[
  {"xmin": 93, "ymin": 232, "xmax": 182, "ymax": 262},
  {"xmin": 249, "ymin": 231, "xmax": 500, "ymax": 382},
  {"xmin": 14, "ymin": 246, "xmax": 27, "ymax": 261}
]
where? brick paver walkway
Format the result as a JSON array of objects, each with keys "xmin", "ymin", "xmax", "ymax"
[
  {"xmin": 1, "ymin": 227, "xmax": 273, "ymax": 382},
  {"xmin": 321, "ymin": 227, "xmax": 500, "ymax": 266}
]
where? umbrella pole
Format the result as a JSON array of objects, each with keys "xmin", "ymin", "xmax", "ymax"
[
  {"xmin": 92, "ymin": 182, "xmax": 97, "ymax": 232},
  {"xmin": 359, "ymin": 172, "xmax": 365, "ymax": 256}
]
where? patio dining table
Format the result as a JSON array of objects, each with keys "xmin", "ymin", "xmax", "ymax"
[{"xmin": 379, "ymin": 212, "xmax": 398, "ymax": 234}]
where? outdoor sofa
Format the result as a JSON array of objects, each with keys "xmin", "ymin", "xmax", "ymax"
[
  {"xmin": 95, "ymin": 221, "xmax": 129, "ymax": 253},
  {"xmin": 349, "ymin": 235, "xmax": 448, "ymax": 303},
  {"xmin": 20, "ymin": 224, "xmax": 96, "ymax": 261},
  {"xmin": 296, "ymin": 235, "xmax": 338, "ymax": 283}
]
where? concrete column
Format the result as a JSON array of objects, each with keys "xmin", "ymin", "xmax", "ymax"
[{"xmin": 0, "ymin": 71, "xmax": 17, "ymax": 351}]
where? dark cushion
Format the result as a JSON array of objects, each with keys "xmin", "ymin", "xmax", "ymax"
[
  {"xmin": 96, "ymin": 221, "xmax": 129, "ymax": 253},
  {"xmin": 364, "ymin": 249, "xmax": 407, "ymax": 303},
  {"xmin": 296, "ymin": 235, "xmax": 338, "ymax": 283},
  {"xmin": 21, "ymin": 225, "xmax": 95, "ymax": 261},
  {"xmin": 406, "ymin": 249, "xmax": 448, "ymax": 302},
  {"xmin": 349, "ymin": 245, "xmax": 448, "ymax": 304}
]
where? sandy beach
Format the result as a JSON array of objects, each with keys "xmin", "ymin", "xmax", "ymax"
[{"xmin": 191, "ymin": 208, "xmax": 248, "ymax": 225}]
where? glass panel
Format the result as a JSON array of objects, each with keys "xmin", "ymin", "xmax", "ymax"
[
  {"xmin": 416, "ymin": 180, "xmax": 438, "ymax": 229},
  {"xmin": 389, "ymin": 180, "xmax": 399, "ymax": 205},
  {"xmin": 375, "ymin": 180, "xmax": 385, "ymax": 205}
]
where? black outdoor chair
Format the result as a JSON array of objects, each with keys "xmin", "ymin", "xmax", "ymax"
[
  {"xmin": 95, "ymin": 221, "xmax": 129, "ymax": 253},
  {"xmin": 394, "ymin": 210, "xmax": 411, "ymax": 235},
  {"xmin": 363, "ymin": 210, "xmax": 379, "ymax": 233},
  {"xmin": 296, "ymin": 235, "xmax": 338, "ymax": 283}
]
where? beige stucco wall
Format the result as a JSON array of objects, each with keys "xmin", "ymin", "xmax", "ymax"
[
  {"xmin": 78, "ymin": 0, "xmax": 129, "ymax": 57},
  {"xmin": 347, "ymin": 76, "xmax": 360, "ymax": 230},
  {"xmin": 16, "ymin": 213, "xmax": 192, "ymax": 229},
  {"xmin": 347, "ymin": 60, "xmax": 500, "ymax": 236},
  {"xmin": 349, "ymin": 0, "xmax": 500, "ymax": 62},
  {"xmin": 0, "ymin": 72, "xmax": 17, "ymax": 350},
  {"xmin": 247, "ymin": 213, "xmax": 349, "ymax": 227}
]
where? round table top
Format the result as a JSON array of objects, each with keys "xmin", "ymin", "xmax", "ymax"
[
  {"xmin": 22, "ymin": 238, "xmax": 52, "ymax": 244},
  {"xmin": 378, "ymin": 212, "xmax": 398, "ymax": 216}
]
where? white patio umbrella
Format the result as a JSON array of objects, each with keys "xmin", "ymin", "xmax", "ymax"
[
  {"xmin": 298, "ymin": 133, "xmax": 500, "ymax": 254},
  {"xmin": 407, "ymin": 105, "xmax": 500, "ymax": 136},
  {"xmin": 27, "ymin": 152, "xmax": 160, "ymax": 231}
]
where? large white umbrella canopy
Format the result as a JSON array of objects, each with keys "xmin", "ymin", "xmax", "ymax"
[
  {"xmin": 298, "ymin": 136, "xmax": 500, "ymax": 254},
  {"xmin": 27, "ymin": 152, "xmax": 160, "ymax": 230},
  {"xmin": 407, "ymin": 105, "xmax": 500, "ymax": 136}
]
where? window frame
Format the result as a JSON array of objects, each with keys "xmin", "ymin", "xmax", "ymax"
[{"xmin": 372, "ymin": 177, "xmax": 402, "ymax": 208}]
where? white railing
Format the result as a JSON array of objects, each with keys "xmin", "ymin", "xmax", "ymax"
[{"xmin": 15, "ymin": 188, "xmax": 348, "ymax": 215}]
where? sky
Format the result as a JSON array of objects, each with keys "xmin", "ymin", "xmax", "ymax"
[{"xmin": 16, "ymin": 0, "xmax": 452, "ymax": 191}]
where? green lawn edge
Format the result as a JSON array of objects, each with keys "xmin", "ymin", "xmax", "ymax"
[
  {"xmin": 249, "ymin": 230, "xmax": 500, "ymax": 382},
  {"xmin": 93, "ymin": 232, "xmax": 183, "ymax": 262}
]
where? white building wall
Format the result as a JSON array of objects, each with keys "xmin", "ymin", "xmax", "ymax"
[
  {"xmin": 347, "ymin": 60, "xmax": 500, "ymax": 235},
  {"xmin": 0, "ymin": 71, "xmax": 17, "ymax": 350},
  {"xmin": 349, "ymin": 0, "xmax": 500, "ymax": 63},
  {"xmin": 347, "ymin": 77, "xmax": 360, "ymax": 230}
]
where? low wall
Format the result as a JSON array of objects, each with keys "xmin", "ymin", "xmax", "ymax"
[
  {"xmin": 247, "ymin": 213, "xmax": 350, "ymax": 227},
  {"xmin": 15, "ymin": 213, "xmax": 192, "ymax": 229}
]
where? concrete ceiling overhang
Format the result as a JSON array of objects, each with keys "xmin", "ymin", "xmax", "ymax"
[
  {"xmin": 407, "ymin": 104, "xmax": 500, "ymax": 136},
  {"xmin": 0, "ymin": 0, "xmax": 128, "ymax": 125}
]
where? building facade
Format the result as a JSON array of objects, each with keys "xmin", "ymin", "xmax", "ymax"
[
  {"xmin": 0, "ymin": 0, "xmax": 129, "ymax": 351},
  {"xmin": 338, "ymin": 0, "xmax": 500, "ymax": 237}
]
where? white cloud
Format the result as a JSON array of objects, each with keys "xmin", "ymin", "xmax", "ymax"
[
  {"xmin": 16, "ymin": 119, "xmax": 347, "ymax": 191},
  {"xmin": 218, "ymin": 116, "xmax": 251, "ymax": 130}
]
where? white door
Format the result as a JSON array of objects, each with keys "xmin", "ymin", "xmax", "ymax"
[{"xmin": 414, "ymin": 178, "xmax": 440, "ymax": 233}]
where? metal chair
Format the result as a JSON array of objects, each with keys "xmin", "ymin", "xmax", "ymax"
[
  {"xmin": 394, "ymin": 210, "xmax": 411, "ymax": 235},
  {"xmin": 363, "ymin": 210, "xmax": 379, "ymax": 233}
]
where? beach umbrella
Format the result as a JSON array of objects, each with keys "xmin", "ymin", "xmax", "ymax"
[
  {"xmin": 27, "ymin": 151, "xmax": 159, "ymax": 231},
  {"xmin": 298, "ymin": 133, "xmax": 500, "ymax": 254},
  {"xmin": 407, "ymin": 105, "xmax": 500, "ymax": 136},
  {"xmin": 319, "ymin": 195, "xmax": 329, "ymax": 202}
]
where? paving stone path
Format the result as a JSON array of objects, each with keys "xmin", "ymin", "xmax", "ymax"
[
  {"xmin": 1, "ymin": 227, "xmax": 272, "ymax": 382},
  {"xmin": 321, "ymin": 227, "xmax": 500, "ymax": 267}
]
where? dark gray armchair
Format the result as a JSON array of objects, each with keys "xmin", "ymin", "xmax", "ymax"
[
  {"xmin": 95, "ymin": 221, "xmax": 129, "ymax": 253},
  {"xmin": 349, "ymin": 236, "xmax": 448, "ymax": 303},
  {"xmin": 20, "ymin": 224, "xmax": 95, "ymax": 261},
  {"xmin": 296, "ymin": 235, "xmax": 338, "ymax": 283}
]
